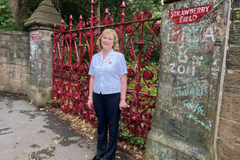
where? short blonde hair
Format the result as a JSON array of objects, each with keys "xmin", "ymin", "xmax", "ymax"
[{"xmin": 96, "ymin": 29, "xmax": 119, "ymax": 51}]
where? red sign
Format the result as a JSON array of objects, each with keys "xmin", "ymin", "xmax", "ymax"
[
  {"xmin": 169, "ymin": 4, "xmax": 212, "ymax": 25},
  {"xmin": 31, "ymin": 34, "xmax": 38, "ymax": 41}
]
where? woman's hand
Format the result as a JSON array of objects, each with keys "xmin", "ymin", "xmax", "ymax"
[
  {"xmin": 119, "ymin": 99, "xmax": 126, "ymax": 110},
  {"xmin": 87, "ymin": 97, "xmax": 93, "ymax": 108}
]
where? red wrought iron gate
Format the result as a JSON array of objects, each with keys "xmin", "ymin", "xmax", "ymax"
[{"xmin": 51, "ymin": 0, "xmax": 161, "ymax": 139}]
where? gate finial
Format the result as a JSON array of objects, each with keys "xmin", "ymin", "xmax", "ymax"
[
  {"xmin": 121, "ymin": 1, "xmax": 126, "ymax": 8},
  {"xmin": 105, "ymin": 8, "xmax": 109, "ymax": 14}
]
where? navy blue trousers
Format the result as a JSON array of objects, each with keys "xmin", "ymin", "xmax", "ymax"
[{"xmin": 93, "ymin": 92, "xmax": 121, "ymax": 160}]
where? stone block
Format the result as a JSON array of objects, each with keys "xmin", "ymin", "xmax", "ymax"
[
  {"xmin": 10, "ymin": 71, "xmax": 21, "ymax": 80},
  {"xmin": 21, "ymin": 36, "xmax": 29, "ymax": 43},
  {"xmin": 0, "ymin": 85, "xmax": 4, "ymax": 91},
  {"xmin": 20, "ymin": 73, "xmax": 30, "ymax": 81},
  {"xmin": 16, "ymin": 58, "xmax": 29, "ymax": 66},
  {"xmin": 0, "ymin": 35, "xmax": 10, "ymax": 41},
  {"xmin": 19, "ymin": 66, "xmax": 30, "ymax": 74},
  {"xmin": 229, "ymin": 22, "xmax": 240, "ymax": 44},
  {"xmin": 21, "ymin": 80, "xmax": 29, "ymax": 89},
  {"xmin": 10, "ymin": 79, "xmax": 22, "ymax": 88},
  {"xmin": 17, "ymin": 43, "xmax": 30, "ymax": 59},
  {"xmin": 12, "ymin": 31, "xmax": 28, "ymax": 36},
  {"xmin": 8, "ymin": 58, "xmax": 18, "ymax": 64},
  {"xmin": 221, "ymin": 93, "xmax": 240, "ymax": 122},
  {"xmin": 226, "ymin": 46, "xmax": 240, "ymax": 70},
  {"xmin": 10, "ymin": 35, "xmax": 20, "ymax": 42},
  {"xmin": 0, "ymin": 57, "xmax": 7, "ymax": 64},
  {"xmin": 0, "ymin": 48, "xmax": 10, "ymax": 57},
  {"xmin": 224, "ymin": 70, "xmax": 240, "ymax": 94},
  {"xmin": 0, "ymin": 75, "xmax": 10, "ymax": 86},
  {"xmin": 0, "ymin": 30, "xmax": 13, "ymax": 35},
  {"xmin": 218, "ymin": 119, "xmax": 240, "ymax": 143},
  {"xmin": 232, "ymin": 0, "xmax": 240, "ymax": 9},
  {"xmin": 0, "ymin": 64, "xmax": 7, "ymax": 71},
  {"xmin": 217, "ymin": 139, "xmax": 240, "ymax": 160},
  {"xmin": 10, "ymin": 64, "xmax": 18, "ymax": 72},
  {"xmin": 4, "ymin": 85, "xmax": 19, "ymax": 93},
  {"xmin": 6, "ymin": 64, "xmax": 11, "ymax": 72},
  {"xmin": 0, "ymin": 41, "xmax": 10, "ymax": 48},
  {"xmin": 17, "ymin": 88, "xmax": 27, "ymax": 95},
  {"xmin": 9, "ymin": 44, "xmax": 18, "ymax": 58}
]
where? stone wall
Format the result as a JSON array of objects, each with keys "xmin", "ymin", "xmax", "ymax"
[
  {"xmin": 217, "ymin": 0, "xmax": 240, "ymax": 159},
  {"xmin": 145, "ymin": 0, "xmax": 228, "ymax": 159},
  {"xmin": 0, "ymin": 31, "xmax": 30, "ymax": 95}
]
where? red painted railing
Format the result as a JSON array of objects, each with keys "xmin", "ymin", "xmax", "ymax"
[{"xmin": 51, "ymin": 0, "xmax": 161, "ymax": 139}]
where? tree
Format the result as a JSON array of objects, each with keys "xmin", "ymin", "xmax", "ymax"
[
  {"xmin": 5, "ymin": 0, "xmax": 162, "ymax": 31},
  {"xmin": 0, "ymin": 0, "xmax": 17, "ymax": 30}
]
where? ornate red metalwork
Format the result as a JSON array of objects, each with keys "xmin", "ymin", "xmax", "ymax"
[{"xmin": 52, "ymin": 1, "xmax": 161, "ymax": 138}]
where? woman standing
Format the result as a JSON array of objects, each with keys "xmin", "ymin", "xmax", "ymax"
[{"xmin": 87, "ymin": 29, "xmax": 128, "ymax": 160}]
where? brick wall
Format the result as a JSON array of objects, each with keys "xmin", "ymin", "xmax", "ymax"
[
  {"xmin": 0, "ymin": 30, "xmax": 30, "ymax": 95},
  {"xmin": 217, "ymin": 0, "xmax": 240, "ymax": 159}
]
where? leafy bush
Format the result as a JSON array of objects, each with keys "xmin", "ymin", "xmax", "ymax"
[
  {"xmin": 118, "ymin": 123, "xmax": 146, "ymax": 149},
  {"xmin": 0, "ymin": 0, "xmax": 17, "ymax": 30}
]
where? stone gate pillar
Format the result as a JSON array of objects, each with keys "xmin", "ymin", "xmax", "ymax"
[
  {"xmin": 24, "ymin": 0, "xmax": 65, "ymax": 107},
  {"xmin": 145, "ymin": 0, "xmax": 229, "ymax": 159}
]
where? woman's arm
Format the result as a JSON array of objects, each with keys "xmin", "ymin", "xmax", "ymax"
[
  {"xmin": 119, "ymin": 74, "xmax": 127, "ymax": 110},
  {"xmin": 87, "ymin": 75, "xmax": 95, "ymax": 107}
]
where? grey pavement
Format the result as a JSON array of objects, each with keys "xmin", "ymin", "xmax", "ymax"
[{"xmin": 0, "ymin": 93, "xmax": 134, "ymax": 160}]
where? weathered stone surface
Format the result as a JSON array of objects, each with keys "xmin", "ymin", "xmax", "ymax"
[
  {"xmin": 229, "ymin": 22, "xmax": 240, "ymax": 44},
  {"xmin": 10, "ymin": 72, "xmax": 21, "ymax": 80},
  {"xmin": 223, "ymin": 70, "xmax": 240, "ymax": 94},
  {"xmin": 230, "ymin": 9, "xmax": 240, "ymax": 21},
  {"xmin": 10, "ymin": 79, "xmax": 22, "ymax": 88},
  {"xmin": 221, "ymin": 93, "xmax": 240, "ymax": 122},
  {"xmin": 0, "ymin": 48, "xmax": 10, "ymax": 57},
  {"xmin": 226, "ymin": 46, "xmax": 240, "ymax": 70},
  {"xmin": 0, "ymin": 41, "xmax": 10, "ymax": 48},
  {"xmin": 24, "ymin": 0, "xmax": 66, "ymax": 28},
  {"xmin": 17, "ymin": 58, "xmax": 29, "ymax": 66},
  {"xmin": 0, "ymin": 30, "xmax": 28, "ymax": 36},
  {"xmin": 0, "ymin": 31, "xmax": 30, "ymax": 95},
  {"xmin": 17, "ymin": 88, "xmax": 27, "ymax": 95},
  {"xmin": 10, "ymin": 35, "xmax": 20, "ymax": 42},
  {"xmin": 145, "ymin": 138, "xmax": 195, "ymax": 160},
  {"xmin": 27, "ymin": 29, "xmax": 53, "ymax": 107},
  {"xmin": 0, "ymin": 57, "xmax": 7, "ymax": 64},
  {"xmin": 232, "ymin": 0, "xmax": 240, "ymax": 9},
  {"xmin": 21, "ymin": 36, "xmax": 29, "ymax": 43},
  {"xmin": 8, "ymin": 58, "xmax": 18, "ymax": 65},
  {"xmin": 218, "ymin": 119, "xmax": 240, "ymax": 143},
  {"xmin": 0, "ymin": 35, "xmax": 10, "ymax": 41},
  {"xmin": 4, "ymin": 85, "xmax": 19, "ymax": 93},
  {"xmin": 19, "ymin": 66, "xmax": 30, "ymax": 74},
  {"xmin": 0, "ymin": 75, "xmax": 10, "ymax": 86},
  {"xmin": 146, "ymin": 0, "xmax": 227, "ymax": 159},
  {"xmin": 217, "ymin": 139, "xmax": 240, "ymax": 160}
]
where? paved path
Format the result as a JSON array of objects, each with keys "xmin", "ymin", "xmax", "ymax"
[{"xmin": 0, "ymin": 93, "xmax": 133, "ymax": 160}]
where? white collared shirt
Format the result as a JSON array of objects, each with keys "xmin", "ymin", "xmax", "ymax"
[{"xmin": 88, "ymin": 49, "xmax": 128, "ymax": 94}]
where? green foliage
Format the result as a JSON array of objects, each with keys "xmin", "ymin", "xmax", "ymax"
[
  {"xmin": 127, "ymin": 63, "xmax": 158, "ymax": 96},
  {"xmin": 118, "ymin": 123, "xmax": 146, "ymax": 148},
  {"xmin": 46, "ymin": 98, "xmax": 54, "ymax": 104},
  {"xmin": 0, "ymin": 0, "xmax": 17, "ymax": 30}
]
